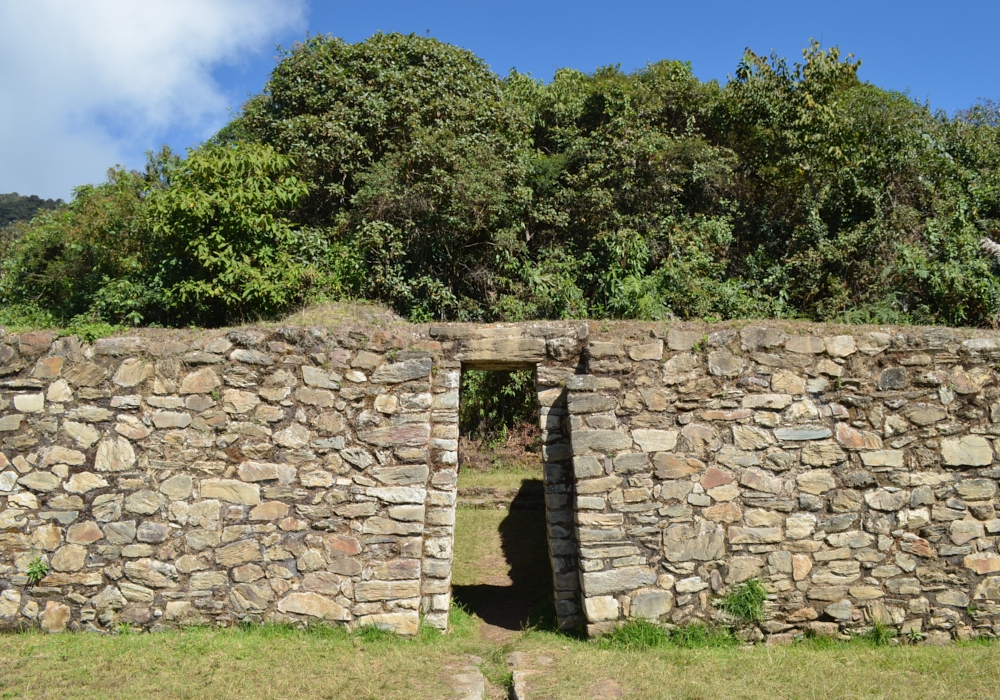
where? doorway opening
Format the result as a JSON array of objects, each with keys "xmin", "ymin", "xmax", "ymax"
[{"xmin": 450, "ymin": 367, "xmax": 555, "ymax": 635}]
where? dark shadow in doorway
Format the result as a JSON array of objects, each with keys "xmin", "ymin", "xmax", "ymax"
[{"xmin": 452, "ymin": 479, "xmax": 555, "ymax": 631}]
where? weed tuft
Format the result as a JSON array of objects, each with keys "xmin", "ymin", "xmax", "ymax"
[
  {"xmin": 717, "ymin": 579, "xmax": 767, "ymax": 625},
  {"xmin": 597, "ymin": 620, "xmax": 669, "ymax": 651},
  {"xmin": 25, "ymin": 556, "xmax": 50, "ymax": 586},
  {"xmin": 596, "ymin": 620, "xmax": 736, "ymax": 651},
  {"xmin": 861, "ymin": 621, "xmax": 895, "ymax": 647}
]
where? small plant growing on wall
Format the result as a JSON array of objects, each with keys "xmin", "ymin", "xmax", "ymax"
[
  {"xmin": 25, "ymin": 555, "xmax": 50, "ymax": 586},
  {"xmin": 717, "ymin": 579, "xmax": 767, "ymax": 625}
]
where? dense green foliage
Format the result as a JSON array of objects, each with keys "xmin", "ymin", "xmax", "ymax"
[
  {"xmin": 4, "ymin": 34, "xmax": 1000, "ymax": 328},
  {"xmin": 459, "ymin": 369, "xmax": 536, "ymax": 441},
  {"xmin": 0, "ymin": 192, "xmax": 61, "ymax": 228}
]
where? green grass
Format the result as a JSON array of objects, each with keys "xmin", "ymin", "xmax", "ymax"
[
  {"xmin": 596, "ymin": 620, "xmax": 737, "ymax": 652},
  {"xmin": 717, "ymin": 578, "xmax": 767, "ymax": 625},
  {"xmin": 4, "ymin": 620, "xmax": 1000, "ymax": 700}
]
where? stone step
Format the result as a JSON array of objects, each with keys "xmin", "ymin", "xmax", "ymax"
[{"xmin": 456, "ymin": 483, "xmax": 545, "ymax": 510}]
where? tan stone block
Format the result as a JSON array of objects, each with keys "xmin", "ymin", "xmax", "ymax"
[
  {"xmin": 584, "ymin": 595, "xmax": 619, "ymax": 621},
  {"xmin": 277, "ymin": 592, "xmax": 349, "ymax": 620},
  {"xmin": 180, "ymin": 367, "xmax": 221, "ymax": 394},
  {"xmin": 40, "ymin": 601, "xmax": 71, "ymax": 633},
  {"xmin": 51, "ymin": 544, "xmax": 88, "ymax": 572},
  {"xmin": 249, "ymin": 501, "xmax": 290, "ymax": 521},
  {"xmin": 823, "ymin": 335, "xmax": 857, "ymax": 358},
  {"xmin": 66, "ymin": 521, "xmax": 103, "ymax": 545},
  {"xmin": 95, "ymin": 436, "xmax": 136, "ymax": 471},
  {"xmin": 113, "ymin": 359, "xmax": 153, "ymax": 387},
  {"xmin": 785, "ymin": 336, "xmax": 825, "ymax": 354},
  {"xmin": 201, "ymin": 478, "xmax": 260, "ymax": 505},
  {"xmin": 32, "ymin": 523, "xmax": 62, "ymax": 551},
  {"xmin": 31, "ymin": 356, "xmax": 65, "ymax": 379},
  {"xmin": 215, "ymin": 539, "xmax": 261, "ymax": 567},
  {"xmin": 792, "ymin": 555, "xmax": 812, "ymax": 581},
  {"xmin": 704, "ymin": 502, "xmax": 742, "ymax": 523}
]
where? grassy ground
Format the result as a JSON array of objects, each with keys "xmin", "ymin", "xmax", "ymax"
[
  {"xmin": 4, "ymin": 613, "xmax": 1000, "ymax": 699},
  {"xmin": 5, "ymin": 489, "xmax": 1000, "ymax": 699}
]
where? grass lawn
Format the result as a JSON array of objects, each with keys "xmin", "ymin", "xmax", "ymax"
[
  {"xmin": 4, "ymin": 508, "xmax": 1000, "ymax": 699},
  {"xmin": 3, "ymin": 615, "xmax": 1000, "ymax": 699}
]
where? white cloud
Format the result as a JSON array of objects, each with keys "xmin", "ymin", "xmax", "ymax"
[{"xmin": 0, "ymin": 0, "xmax": 307, "ymax": 199}]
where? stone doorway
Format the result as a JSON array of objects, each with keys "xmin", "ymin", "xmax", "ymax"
[{"xmin": 450, "ymin": 366, "xmax": 553, "ymax": 633}]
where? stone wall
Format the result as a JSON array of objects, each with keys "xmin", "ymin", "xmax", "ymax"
[
  {"xmin": 569, "ymin": 325, "xmax": 1000, "ymax": 643},
  {"xmin": 0, "ymin": 323, "xmax": 586, "ymax": 634},
  {"xmin": 4, "ymin": 318, "xmax": 1000, "ymax": 643}
]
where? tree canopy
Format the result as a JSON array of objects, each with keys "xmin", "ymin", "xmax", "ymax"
[
  {"xmin": 3, "ymin": 34, "xmax": 1000, "ymax": 328},
  {"xmin": 0, "ymin": 192, "xmax": 61, "ymax": 228}
]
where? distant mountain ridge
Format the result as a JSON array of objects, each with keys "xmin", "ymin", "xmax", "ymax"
[{"xmin": 0, "ymin": 192, "xmax": 62, "ymax": 227}]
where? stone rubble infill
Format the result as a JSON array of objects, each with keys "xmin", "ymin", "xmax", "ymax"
[{"xmin": 449, "ymin": 656, "xmax": 486, "ymax": 700}]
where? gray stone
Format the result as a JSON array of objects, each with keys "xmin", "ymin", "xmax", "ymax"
[
  {"xmin": 137, "ymin": 522, "xmax": 170, "ymax": 543},
  {"xmin": 743, "ymin": 394, "xmax": 793, "ymax": 410},
  {"xmin": 728, "ymin": 526, "xmax": 782, "ymax": 544},
  {"xmin": 878, "ymin": 368, "xmax": 908, "ymax": 390},
  {"xmin": 370, "ymin": 358, "xmax": 432, "ymax": 384},
  {"xmin": 277, "ymin": 592, "xmax": 348, "ymax": 620},
  {"xmin": 18, "ymin": 471, "xmax": 61, "ymax": 491},
  {"xmin": 824, "ymin": 599, "xmax": 853, "ymax": 621},
  {"xmin": 664, "ymin": 521, "xmax": 725, "ymax": 562},
  {"xmin": 786, "ymin": 336, "xmax": 825, "ymax": 354},
  {"xmin": 775, "ymin": 427, "xmax": 833, "ymax": 441},
  {"xmin": 942, "ymin": 436, "xmax": 993, "ymax": 467},
  {"xmin": 160, "ymin": 475, "xmax": 193, "ymax": 500},
  {"xmin": 707, "ymin": 350, "xmax": 743, "ymax": 377},
  {"xmin": 572, "ymin": 430, "xmax": 632, "ymax": 455},
  {"xmin": 104, "ymin": 521, "xmax": 137, "ymax": 545},
  {"xmin": 632, "ymin": 429, "xmax": 678, "ymax": 452},
  {"xmin": 581, "ymin": 566, "xmax": 657, "ymax": 596},
  {"xmin": 956, "ymin": 478, "xmax": 997, "ymax": 501},
  {"xmin": 904, "ymin": 404, "xmax": 947, "ymax": 426},
  {"xmin": 632, "ymin": 592, "xmax": 674, "ymax": 619},
  {"xmin": 14, "ymin": 392, "xmax": 45, "ymax": 413},
  {"xmin": 628, "ymin": 341, "xmax": 663, "ymax": 361},
  {"xmin": 357, "ymin": 422, "xmax": 431, "ymax": 448},
  {"xmin": 733, "ymin": 426, "xmax": 773, "ymax": 450},
  {"xmin": 865, "ymin": 488, "xmax": 909, "ymax": 512},
  {"xmin": 113, "ymin": 359, "xmax": 152, "ymax": 387},
  {"xmin": 124, "ymin": 559, "xmax": 177, "ymax": 588},
  {"xmin": 0, "ymin": 414, "xmax": 24, "ymax": 431},
  {"xmin": 230, "ymin": 349, "xmax": 274, "ymax": 365},
  {"xmin": 63, "ymin": 421, "xmax": 99, "ymax": 448},
  {"xmin": 860, "ymin": 451, "xmax": 904, "ymax": 468}
]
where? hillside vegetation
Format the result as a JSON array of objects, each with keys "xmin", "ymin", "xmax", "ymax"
[
  {"xmin": 3, "ymin": 34, "xmax": 1000, "ymax": 329},
  {"xmin": 0, "ymin": 192, "xmax": 61, "ymax": 228}
]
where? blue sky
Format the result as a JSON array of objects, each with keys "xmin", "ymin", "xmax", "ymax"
[{"xmin": 3, "ymin": 1, "xmax": 998, "ymax": 200}]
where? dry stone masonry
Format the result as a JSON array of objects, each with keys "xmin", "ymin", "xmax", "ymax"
[
  {"xmin": 4, "ymin": 319, "xmax": 1000, "ymax": 643},
  {"xmin": 0, "ymin": 322, "xmax": 586, "ymax": 634}
]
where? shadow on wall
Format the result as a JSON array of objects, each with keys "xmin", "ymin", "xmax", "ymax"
[{"xmin": 451, "ymin": 479, "xmax": 555, "ymax": 631}]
